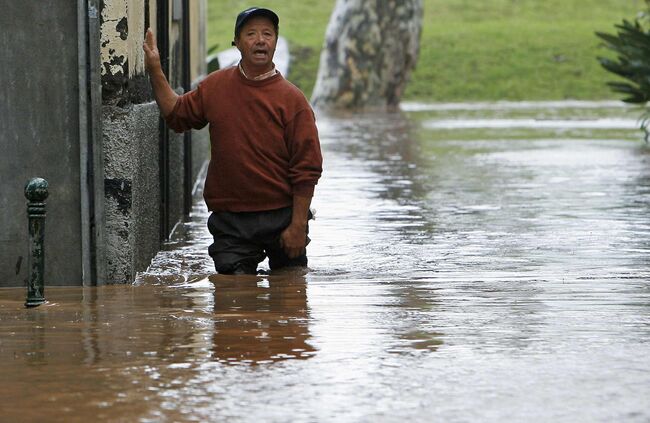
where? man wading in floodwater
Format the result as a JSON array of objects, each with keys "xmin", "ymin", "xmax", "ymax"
[{"xmin": 143, "ymin": 7, "xmax": 323, "ymax": 275}]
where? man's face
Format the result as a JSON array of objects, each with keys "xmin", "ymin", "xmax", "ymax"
[{"xmin": 235, "ymin": 16, "xmax": 277, "ymax": 74}]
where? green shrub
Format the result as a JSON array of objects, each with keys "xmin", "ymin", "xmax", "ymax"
[{"xmin": 596, "ymin": 1, "xmax": 650, "ymax": 139}]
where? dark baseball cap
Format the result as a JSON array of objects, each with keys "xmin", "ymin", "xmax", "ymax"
[{"xmin": 233, "ymin": 7, "xmax": 279, "ymax": 40}]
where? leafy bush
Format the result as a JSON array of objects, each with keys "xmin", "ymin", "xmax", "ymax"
[{"xmin": 596, "ymin": 1, "xmax": 650, "ymax": 139}]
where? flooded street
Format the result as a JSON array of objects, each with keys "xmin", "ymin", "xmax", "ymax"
[{"xmin": 2, "ymin": 101, "xmax": 650, "ymax": 422}]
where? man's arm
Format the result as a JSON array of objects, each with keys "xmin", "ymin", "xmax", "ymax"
[
  {"xmin": 143, "ymin": 28, "xmax": 177, "ymax": 116},
  {"xmin": 281, "ymin": 104, "xmax": 323, "ymax": 260},
  {"xmin": 280, "ymin": 194, "xmax": 312, "ymax": 259}
]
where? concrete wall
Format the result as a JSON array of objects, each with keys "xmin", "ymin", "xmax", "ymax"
[
  {"xmin": 0, "ymin": 0, "xmax": 207, "ymax": 286},
  {"xmin": 101, "ymin": 0, "xmax": 208, "ymax": 283},
  {"xmin": 0, "ymin": 2, "xmax": 84, "ymax": 287},
  {"xmin": 102, "ymin": 102, "xmax": 199, "ymax": 283},
  {"xmin": 103, "ymin": 104, "xmax": 159, "ymax": 282}
]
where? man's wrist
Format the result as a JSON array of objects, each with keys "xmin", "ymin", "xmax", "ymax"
[
  {"xmin": 289, "ymin": 219, "xmax": 308, "ymax": 229},
  {"xmin": 148, "ymin": 65, "xmax": 165, "ymax": 78}
]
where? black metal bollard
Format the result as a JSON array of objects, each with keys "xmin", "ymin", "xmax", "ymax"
[{"xmin": 24, "ymin": 178, "xmax": 48, "ymax": 308}]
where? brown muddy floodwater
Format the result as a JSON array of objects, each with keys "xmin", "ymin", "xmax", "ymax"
[{"xmin": 2, "ymin": 101, "xmax": 650, "ymax": 422}]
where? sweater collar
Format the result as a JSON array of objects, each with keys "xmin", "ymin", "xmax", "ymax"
[{"xmin": 238, "ymin": 61, "xmax": 278, "ymax": 81}]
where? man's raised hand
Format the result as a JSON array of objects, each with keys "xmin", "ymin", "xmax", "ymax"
[
  {"xmin": 141, "ymin": 28, "xmax": 177, "ymax": 116},
  {"xmin": 143, "ymin": 28, "xmax": 161, "ymax": 73}
]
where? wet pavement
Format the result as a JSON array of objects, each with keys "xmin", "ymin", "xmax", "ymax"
[{"xmin": 2, "ymin": 101, "xmax": 650, "ymax": 422}]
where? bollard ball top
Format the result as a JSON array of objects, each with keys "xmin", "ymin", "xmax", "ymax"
[{"xmin": 24, "ymin": 178, "xmax": 49, "ymax": 202}]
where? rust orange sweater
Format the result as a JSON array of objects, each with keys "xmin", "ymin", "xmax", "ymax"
[{"xmin": 165, "ymin": 66, "xmax": 323, "ymax": 212}]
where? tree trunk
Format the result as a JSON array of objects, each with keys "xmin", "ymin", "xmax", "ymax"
[{"xmin": 311, "ymin": 0, "xmax": 423, "ymax": 110}]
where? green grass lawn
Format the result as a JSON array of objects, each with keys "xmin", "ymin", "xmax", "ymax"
[{"xmin": 207, "ymin": 0, "xmax": 643, "ymax": 101}]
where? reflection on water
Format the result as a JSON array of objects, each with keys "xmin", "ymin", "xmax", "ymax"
[
  {"xmin": 209, "ymin": 273, "xmax": 314, "ymax": 364},
  {"xmin": 2, "ymin": 101, "xmax": 650, "ymax": 422},
  {"xmin": 0, "ymin": 272, "xmax": 313, "ymax": 422}
]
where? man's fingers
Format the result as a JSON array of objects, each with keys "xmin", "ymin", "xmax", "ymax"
[
  {"xmin": 280, "ymin": 227, "xmax": 307, "ymax": 258},
  {"xmin": 143, "ymin": 28, "xmax": 156, "ymax": 52},
  {"xmin": 145, "ymin": 28, "xmax": 154, "ymax": 45},
  {"xmin": 143, "ymin": 30, "xmax": 151, "ymax": 53}
]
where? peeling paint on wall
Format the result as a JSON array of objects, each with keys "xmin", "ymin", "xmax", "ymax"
[
  {"xmin": 99, "ymin": 0, "xmax": 204, "ymax": 105},
  {"xmin": 116, "ymin": 16, "xmax": 128, "ymax": 40},
  {"xmin": 101, "ymin": 0, "xmax": 128, "ymax": 77},
  {"xmin": 100, "ymin": 0, "xmax": 146, "ymax": 104},
  {"xmin": 126, "ymin": 0, "xmax": 145, "ymax": 77}
]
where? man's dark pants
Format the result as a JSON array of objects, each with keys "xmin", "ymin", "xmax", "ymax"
[{"xmin": 207, "ymin": 206, "xmax": 310, "ymax": 275}]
